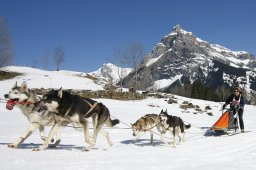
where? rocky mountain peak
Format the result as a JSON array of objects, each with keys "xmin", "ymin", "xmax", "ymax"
[
  {"xmin": 172, "ymin": 24, "xmax": 181, "ymax": 32},
  {"xmin": 122, "ymin": 24, "xmax": 256, "ymax": 104}
]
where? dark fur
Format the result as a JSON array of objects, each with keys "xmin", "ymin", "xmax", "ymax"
[{"xmin": 34, "ymin": 88, "xmax": 119, "ymax": 151}]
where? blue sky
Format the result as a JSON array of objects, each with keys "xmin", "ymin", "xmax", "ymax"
[{"xmin": 0, "ymin": 0, "xmax": 255, "ymax": 72}]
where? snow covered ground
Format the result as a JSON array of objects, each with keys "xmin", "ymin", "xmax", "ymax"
[{"xmin": 0, "ymin": 66, "xmax": 255, "ymax": 170}]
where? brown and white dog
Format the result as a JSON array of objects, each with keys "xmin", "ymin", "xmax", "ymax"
[{"xmin": 131, "ymin": 113, "xmax": 164, "ymax": 144}]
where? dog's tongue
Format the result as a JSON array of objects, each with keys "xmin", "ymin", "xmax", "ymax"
[{"xmin": 6, "ymin": 100, "xmax": 15, "ymax": 110}]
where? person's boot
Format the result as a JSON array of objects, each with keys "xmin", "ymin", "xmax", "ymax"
[{"xmin": 241, "ymin": 129, "xmax": 245, "ymax": 133}]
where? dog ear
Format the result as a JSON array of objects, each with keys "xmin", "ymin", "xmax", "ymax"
[
  {"xmin": 21, "ymin": 81, "xmax": 28, "ymax": 92},
  {"xmin": 30, "ymin": 91, "xmax": 36, "ymax": 99},
  {"xmin": 58, "ymin": 87, "xmax": 63, "ymax": 98},
  {"xmin": 13, "ymin": 81, "xmax": 18, "ymax": 88},
  {"xmin": 160, "ymin": 109, "xmax": 163, "ymax": 113}
]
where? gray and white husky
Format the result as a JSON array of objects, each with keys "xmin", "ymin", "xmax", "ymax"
[
  {"xmin": 4, "ymin": 81, "xmax": 61, "ymax": 148},
  {"xmin": 131, "ymin": 114, "xmax": 164, "ymax": 144},
  {"xmin": 34, "ymin": 88, "xmax": 120, "ymax": 151},
  {"xmin": 158, "ymin": 109, "xmax": 191, "ymax": 148}
]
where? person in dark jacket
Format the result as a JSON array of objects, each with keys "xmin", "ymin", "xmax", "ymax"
[{"xmin": 222, "ymin": 87, "xmax": 245, "ymax": 132}]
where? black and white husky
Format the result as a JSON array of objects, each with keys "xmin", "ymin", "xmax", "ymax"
[
  {"xmin": 35, "ymin": 88, "xmax": 119, "ymax": 151},
  {"xmin": 158, "ymin": 109, "xmax": 191, "ymax": 148},
  {"xmin": 4, "ymin": 81, "xmax": 61, "ymax": 148}
]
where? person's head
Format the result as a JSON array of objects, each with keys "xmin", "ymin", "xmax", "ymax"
[{"xmin": 233, "ymin": 87, "xmax": 242, "ymax": 96}]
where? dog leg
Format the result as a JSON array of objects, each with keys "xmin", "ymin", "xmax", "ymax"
[
  {"xmin": 157, "ymin": 125, "xmax": 168, "ymax": 145},
  {"xmin": 99, "ymin": 129, "xmax": 113, "ymax": 146},
  {"xmin": 33, "ymin": 123, "xmax": 61, "ymax": 151},
  {"xmin": 181, "ymin": 132, "xmax": 185, "ymax": 143},
  {"xmin": 150, "ymin": 130, "xmax": 153, "ymax": 145},
  {"xmin": 39, "ymin": 125, "xmax": 46, "ymax": 141},
  {"xmin": 178, "ymin": 134, "xmax": 182, "ymax": 143},
  {"xmin": 91, "ymin": 124, "xmax": 101, "ymax": 147},
  {"xmin": 50, "ymin": 127, "xmax": 62, "ymax": 148},
  {"xmin": 39, "ymin": 125, "xmax": 55, "ymax": 143},
  {"xmin": 8, "ymin": 123, "xmax": 39, "ymax": 148},
  {"xmin": 160, "ymin": 131, "xmax": 168, "ymax": 145},
  {"xmin": 172, "ymin": 129, "xmax": 176, "ymax": 148},
  {"xmin": 81, "ymin": 121, "xmax": 92, "ymax": 151},
  {"xmin": 134, "ymin": 131, "xmax": 145, "ymax": 142},
  {"xmin": 91, "ymin": 115, "xmax": 98, "ymax": 147}
]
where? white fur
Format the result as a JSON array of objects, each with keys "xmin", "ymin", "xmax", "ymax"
[
  {"xmin": 6, "ymin": 81, "xmax": 61, "ymax": 149},
  {"xmin": 45, "ymin": 101, "xmax": 59, "ymax": 113}
]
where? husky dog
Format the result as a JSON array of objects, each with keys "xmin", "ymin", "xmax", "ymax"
[
  {"xmin": 34, "ymin": 88, "xmax": 119, "ymax": 151},
  {"xmin": 4, "ymin": 81, "xmax": 61, "ymax": 148},
  {"xmin": 131, "ymin": 114, "xmax": 165, "ymax": 144},
  {"xmin": 158, "ymin": 109, "xmax": 191, "ymax": 148}
]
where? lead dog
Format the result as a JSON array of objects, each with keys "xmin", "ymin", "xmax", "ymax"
[
  {"xmin": 34, "ymin": 88, "xmax": 119, "ymax": 151},
  {"xmin": 4, "ymin": 81, "xmax": 61, "ymax": 148},
  {"xmin": 158, "ymin": 109, "xmax": 191, "ymax": 148},
  {"xmin": 131, "ymin": 114, "xmax": 164, "ymax": 144}
]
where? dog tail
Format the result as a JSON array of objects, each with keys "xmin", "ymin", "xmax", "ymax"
[
  {"xmin": 110, "ymin": 118, "xmax": 120, "ymax": 126},
  {"xmin": 105, "ymin": 116, "xmax": 120, "ymax": 127},
  {"xmin": 185, "ymin": 124, "xmax": 191, "ymax": 129},
  {"xmin": 98, "ymin": 103, "xmax": 120, "ymax": 127}
]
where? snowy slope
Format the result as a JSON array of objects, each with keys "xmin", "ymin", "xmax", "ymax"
[
  {"xmin": 0, "ymin": 66, "xmax": 255, "ymax": 170},
  {"xmin": 1, "ymin": 66, "xmax": 104, "ymax": 91}
]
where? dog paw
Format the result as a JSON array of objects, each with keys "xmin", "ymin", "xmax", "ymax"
[
  {"xmin": 91, "ymin": 141, "xmax": 96, "ymax": 147},
  {"xmin": 32, "ymin": 146, "xmax": 46, "ymax": 151},
  {"xmin": 41, "ymin": 137, "xmax": 54, "ymax": 143},
  {"xmin": 32, "ymin": 147, "xmax": 44, "ymax": 151},
  {"xmin": 7, "ymin": 144, "xmax": 17, "ymax": 148},
  {"xmin": 83, "ymin": 147, "xmax": 91, "ymax": 151},
  {"xmin": 84, "ymin": 144, "xmax": 92, "ymax": 151},
  {"xmin": 108, "ymin": 141, "xmax": 113, "ymax": 146},
  {"xmin": 32, "ymin": 148, "xmax": 40, "ymax": 151}
]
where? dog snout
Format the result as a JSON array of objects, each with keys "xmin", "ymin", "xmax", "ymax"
[{"xmin": 4, "ymin": 94, "xmax": 9, "ymax": 99}]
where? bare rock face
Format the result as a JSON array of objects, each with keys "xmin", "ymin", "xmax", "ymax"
[{"xmin": 122, "ymin": 24, "xmax": 256, "ymax": 104}]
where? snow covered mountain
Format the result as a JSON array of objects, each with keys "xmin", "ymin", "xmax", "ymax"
[
  {"xmin": 122, "ymin": 24, "xmax": 256, "ymax": 103},
  {"xmin": 89, "ymin": 63, "xmax": 132, "ymax": 84}
]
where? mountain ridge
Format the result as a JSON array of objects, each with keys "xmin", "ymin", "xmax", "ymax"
[{"xmin": 122, "ymin": 24, "xmax": 256, "ymax": 104}]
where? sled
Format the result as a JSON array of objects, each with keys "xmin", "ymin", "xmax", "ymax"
[{"xmin": 210, "ymin": 109, "xmax": 237, "ymax": 135}]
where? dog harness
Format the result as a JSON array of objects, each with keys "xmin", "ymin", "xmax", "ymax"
[{"xmin": 83, "ymin": 99, "xmax": 98, "ymax": 118}]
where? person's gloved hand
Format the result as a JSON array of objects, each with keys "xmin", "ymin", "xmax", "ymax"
[{"xmin": 222, "ymin": 104, "xmax": 226, "ymax": 110}]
